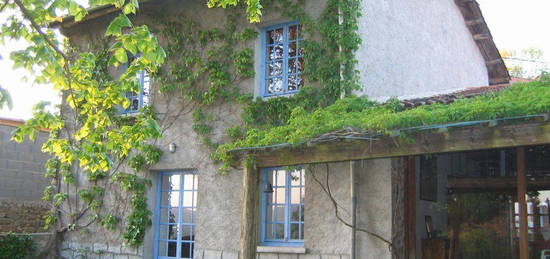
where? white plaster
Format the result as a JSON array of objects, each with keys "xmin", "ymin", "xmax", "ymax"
[{"xmin": 355, "ymin": 0, "xmax": 489, "ymax": 101}]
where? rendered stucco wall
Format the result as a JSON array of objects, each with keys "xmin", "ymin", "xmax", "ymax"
[
  {"xmin": 56, "ymin": 0, "xmax": 401, "ymax": 258},
  {"xmin": 356, "ymin": 0, "xmax": 489, "ymax": 101}
]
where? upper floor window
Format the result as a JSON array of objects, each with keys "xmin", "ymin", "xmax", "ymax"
[
  {"xmin": 124, "ymin": 69, "xmax": 151, "ymax": 114},
  {"xmin": 261, "ymin": 22, "xmax": 303, "ymax": 97},
  {"xmin": 260, "ymin": 167, "xmax": 305, "ymax": 246},
  {"xmin": 155, "ymin": 171, "xmax": 198, "ymax": 259}
]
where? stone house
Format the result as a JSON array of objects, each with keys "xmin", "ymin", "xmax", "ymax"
[
  {"xmin": 0, "ymin": 117, "xmax": 50, "ymax": 233},
  {"xmin": 50, "ymin": 0, "xmax": 550, "ymax": 259}
]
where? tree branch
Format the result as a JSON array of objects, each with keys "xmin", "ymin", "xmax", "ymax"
[
  {"xmin": 13, "ymin": 0, "xmax": 69, "ymax": 61},
  {"xmin": 308, "ymin": 164, "xmax": 393, "ymax": 250}
]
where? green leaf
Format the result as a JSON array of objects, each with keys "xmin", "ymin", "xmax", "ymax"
[
  {"xmin": 105, "ymin": 14, "xmax": 132, "ymax": 36},
  {"xmin": 114, "ymin": 48, "xmax": 128, "ymax": 63}
]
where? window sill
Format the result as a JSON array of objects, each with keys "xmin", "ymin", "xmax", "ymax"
[{"xmin": 256, "ymin": 246, "xmax": 306, "ymax": 254}]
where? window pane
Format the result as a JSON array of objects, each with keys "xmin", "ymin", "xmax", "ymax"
[
  {"xmin": 183, "ymin": 191, "xmax": 194, "ymax": 207},
  {"xmin": 158, "ymin": 241, "xmax": 177, "ymax": 257},
  {"xmin": 159, "ymin": 224, "xmax": 178, "ymax": 241},
  {"xmin": 267, "ymin": 45, "xmax": 284, "ymax": 60},
  {"xmin": 290, "ymin": 223, "xmax": 300, "ymax": 240},
  {"xmin": 182, "ymin": 225, "xmax": 193, "ymax": 241},
  {"xmin": 160, "ymin": 207, "xmax": 179, "ymax": 224},
  {"xmin": 300, "ymin": 223, "xmax": 304, "ymax": 240},
  {"xmin": 289, "ymin": 25, "xmax": 298, "ymax": 40},
  {"xmin": 291, "ymin": 187, "xmax": 301, "ymax": 204},
  {"xmin": 266, "ymin": 204, "xmax": 273, "ymax": 221},
  {"xmin": 300, "ymin": 204, "xmax": 305, "ymax": 221},
  {"xmin": 288, "ymin": 58, "xmax": 296, "ymax": 74},
  {"xmin": 274, "ymin": 205, "xmax": 285, "ymax": 222},
  {"xmin": 290, "ymin": 170, "xmax": 301, "ymax": 186},
  {"xmin": 274, "ymin": 223, "xmax": 285, "ymax": 239},
  {"xmin": 274, "ymin": 187, "xmax": 285, "ymax": 204},
  {"xmin": 289, "ymin": 42, "xmax": 297, "ymax": 57},
  {"xmin": 161, "ymin": 191, "xmax": 180, "ymax": 207},
  {"xmin": 268, "ymin": 60, "xmax": 283, "ymax": 77},
  {"xmin": 267, "ymin": 28, "xmax": 284, "ymax": 44},
  {"xmin": 288, "ymin": 75, "xmax": 303, "ymax": 91},
  {"xmin": 181, "ymin": 241, "xmax": 193, "ymax": 259},
  {"xmin": 162, "ymin": 174, "xmax": 180, "ymax": 191},
  {"xmin": 297, "ymin": 57, "xmax": 303, "ymax": 72},
  {"xmin": 267, "ymin": 78, "xmax": 284, "ymax": 94},
  {"xmin": 290, "ymin": 204, "xmax": 300, "ymax": 221},
  {"xmin": 183, "ymin": 207, "xmax": 195, "ymax": 223},
  {"xmin": 183, "ymin": 174, "xmax": 194, "ymax": 190},
  {"xmin": 265, "ymin": 223, "xmax": 274, "ymax": 240},
  {"xmin": 275, "ymin": 170, "xmax": 286, "ymax": 186}
]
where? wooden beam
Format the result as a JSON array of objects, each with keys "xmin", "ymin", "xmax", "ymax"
[
  {"xmin": 473, "ymin": 33, "xmax": 491, "ymax": 40},
  {"xmin": 448, "ymin": 176, "xmax": 550, "ymax": 192},
  {"xmin": 517, "ymin": 147, "xmax": 529, "ymax": 259},
  {"xmin": 239, "ymin": 162, "xmax": 260, "ymax": 259},
  {"xmin": 233, "ymin": 121, "xmax": 550, "ymax": 168},
  {"xmin": 485, "ymin": 59, "xmax": 503, "ymax": 66},
  {"xmin": 465, "ymin": 18, "xmax": 484, "ymax": 26}
]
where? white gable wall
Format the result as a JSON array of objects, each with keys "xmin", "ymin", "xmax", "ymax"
[{"xmin": 355, "ymin": 0, "xmax": 489, "ymax": 101}]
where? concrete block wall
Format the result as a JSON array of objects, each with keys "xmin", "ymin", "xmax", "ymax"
[
  {"xmin": 0, "ymin": 123, "xmax": 49, "ymax": 200},
  {"xmin": 0, "ymin": 122, "xmax": 50, "ymax": 233}
]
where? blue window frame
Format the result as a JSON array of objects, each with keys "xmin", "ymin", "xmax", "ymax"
[
  {"xmin": 260, "ymin": 167, "xmax": 305, "ymax": 246},
  {"xmin": 124, "ymin": 69, "xmax": 151, "ymax": 114},
  {"xmin": 261, "ymin": 22, "xmax": 303, "ymax": 97},
  {"xmin": 154, "ymin": 171, "xmax": 198, "ymax": 259}
]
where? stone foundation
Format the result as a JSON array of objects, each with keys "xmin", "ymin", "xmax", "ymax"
[{"xmin": 0, "ymin": 199, "xmax": 49, "ymax": 233}]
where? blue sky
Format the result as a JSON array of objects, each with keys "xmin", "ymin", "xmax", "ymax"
[{"xmin": 0, "ymin": 0, "xmax": 549, "ymax": 120}]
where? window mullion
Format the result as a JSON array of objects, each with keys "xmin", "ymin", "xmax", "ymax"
[
  {"xmin": 138, "ymin": 71, "xmax": 144, "ymax": 109},
  {"xmin": 282, "ymin": 24, "xmax": 289, "ymax": 94},
  {"xmin": 176, "ymin": 173, "xmax": 184, "ymax": 258},
  {"xmin": 285, "ymin": 170, "xmax": 291, "ymax": 241}
]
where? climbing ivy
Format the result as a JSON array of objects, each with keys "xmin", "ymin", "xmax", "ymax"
[{"xmin": 214, "ymin": 79, "xmax": 550, "ymax": 167}]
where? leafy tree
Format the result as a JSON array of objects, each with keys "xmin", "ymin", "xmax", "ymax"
[
  {"xmin": 0, "ymin": 86, "xmax": 12, "ymax": 110},
  {"xmin": 0, "ymin": 0, "xmax": 165, "ymax": 254},
  {"xmin": 501, "ymin": 47, "xmax": 549, "ymax": 79},
  {"xmin": 0, "ymin": 0, "xmax": 268, "ymax": 253}
]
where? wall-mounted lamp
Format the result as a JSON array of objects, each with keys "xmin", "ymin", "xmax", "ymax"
[
  {"xmin": 169, "ymin": 143, "xmax": 177, "ymax": 153},
  {"xmin": 262, "ymin": 181, "xmax": 274, "ymax": 193}
]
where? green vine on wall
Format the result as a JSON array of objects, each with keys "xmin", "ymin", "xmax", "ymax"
[{"xmin": 150, "ymin": 11, "xmax": 258, "ymax": 149}]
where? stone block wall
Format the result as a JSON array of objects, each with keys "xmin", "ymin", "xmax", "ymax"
[
  {"xmin": 59, "ymin": 241, "xmax": 143, "ymax": 259},
  {"xmin": 0, "ymin": 200, "xmax": 49, "ymax": 233}
]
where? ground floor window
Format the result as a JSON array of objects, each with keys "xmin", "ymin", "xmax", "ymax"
[
  {"xmin": 155, "ymin": 171, "xmax": 197, "ymax": 259},
  {"xmin": 260, "ymin": 167, "xmax": 305, "ymax": 246}
]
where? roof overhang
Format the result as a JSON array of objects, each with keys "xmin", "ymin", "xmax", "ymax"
[
  {"xmin": 454, "ymin": 0, "xmax": 510, "ymax": 85},
  {"xmin": 49, "ymin": 0, "xmax": 162, "ymax": 29},
  {"xmin": 229, "ymin": 115, "xmax": 550, "ymax": 168}
]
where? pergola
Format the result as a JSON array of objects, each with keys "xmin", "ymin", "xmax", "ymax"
[{"xmin": 231, "ymin": 115, "xmax": 550, "ymax": 259}]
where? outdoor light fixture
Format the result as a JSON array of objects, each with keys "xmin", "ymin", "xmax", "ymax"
[
  {"xmin": 262, "ymin": 181, "xmax": 274, "ymax": 193},
  {"xmin": 169, "ymin": 143, "xmax": 177, "ymax": 153}
]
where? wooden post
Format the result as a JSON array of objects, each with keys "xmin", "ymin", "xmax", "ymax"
[
  {"xmin": 405, "ymin": 157, "xmax": 416, "ymax": 259},
  {"xmin": 517, "ymin": 147, "xmax": 529, "ymax": 259},
  {"xmin": 240, "ymin": 161, "xmax": 260, "ymax": 259},
  {"xmin": 350, "ymin": 160, "xmax": 357, "ymax": 259}
]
